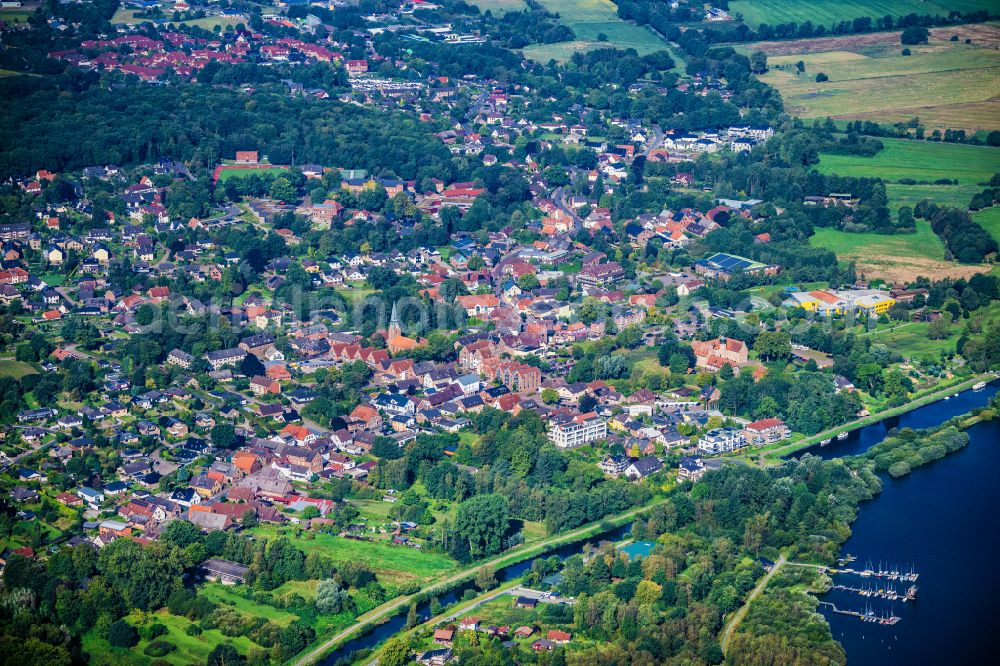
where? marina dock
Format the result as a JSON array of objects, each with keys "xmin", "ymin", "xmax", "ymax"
[{"xmin": 818, "ymin": 601, "xmax": 901, "ymax": 625}]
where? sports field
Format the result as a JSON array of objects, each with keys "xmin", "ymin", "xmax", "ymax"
[
  {"xmin": 756, "ymin": 27, "xmax": 1000, "ymax": 134},
  {"xmin": 470, "ymin": 0, "xmax": 527, "ymax": 14},
  {"xmin": 729, "ymin": 1, "xmax": 995, "ymax": 29},
  {"xmin": 215, "ymin": 165, "xmax": 288, "ymax": 183},
  {"xmin": 526, "ymin": 0, "xmax": 678, "ymax": 61}
]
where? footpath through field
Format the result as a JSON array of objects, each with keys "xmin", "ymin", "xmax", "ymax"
[{"xmin": 720, "ymin": 554, "xmax": 786, "ymax": 655}]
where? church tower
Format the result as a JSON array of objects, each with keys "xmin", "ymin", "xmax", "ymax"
[{"xmin": 387, "ymin": 301, "xmax": 401, "ymax": 342}]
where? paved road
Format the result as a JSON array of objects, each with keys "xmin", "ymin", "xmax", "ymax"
[
  {"xmin": 720, "ymin": 554, "xmax": 786, "ymax": 654},
  {"xmin": 643, "ymin": 124, "xmax": 664, "ymax": 157}
]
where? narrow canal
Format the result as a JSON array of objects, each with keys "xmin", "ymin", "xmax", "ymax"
[{"xmin": 321, "ymin": 383, "xmax": 997, "ymax": 664}]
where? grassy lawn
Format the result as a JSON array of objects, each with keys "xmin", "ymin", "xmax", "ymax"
[
  {"xmin": 247, "ymin": 525, "xmax": 457, "ymax": 585},
  {"xmin": 0, "ymin": 359, "xmax": 37, "ymax": 379},
  {"xmin": 973, "ymin": 206, "xmax": 1000, "ymax": 244},
  {"xmin": 84, "ymin": 608, "xmax": 260, "ymax": 666},
  {"xmin": 457, "ymin": 430, "xmax": 481, "ymax": 447},
  {"xmin": 175, "ymin": 16, "xmax": 243, "ymax": 31},
  {"xmin": 530, "ymin": 0, "xmax": 679, "ymax": 60},
  {"xmin": 334, "ymin": 285, "xmax": 376, "ymax": 302},
  {"xmin": 867, "ymin": 320, "xmax": 961, "ymax": 357},
  {"xmin": 758, "ymin": 31, "xmax": 1000, "ymax": 133},
  {"xmin": 41, "ymin": 272, "xmax": 67, "ymax": 286},
  {"xmin": 729, "ymin": 1, "xmax": 995, "ymax": 28},
  {"xmin": 0, "ymin": 9, "xmax": 32, "ymax": 23},
  {"xmin": 271, "ymin": 579, "xmax": 319, "ymax": 601},
  {"xmin": 200, "ymin": 583, "xmax": 299, "ymax": 626}
]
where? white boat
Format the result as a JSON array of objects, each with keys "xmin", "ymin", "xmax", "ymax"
[
  {"xmin": 973, "ymin": 381, "xmax": 987, "ymax": 390},
  {"xmin": 836, "ymin": 432, "xmax": 848, "ymax": 440},
  {"xmin": 820, "ymin": 438, "xmax": 832, "ymax": 445}
]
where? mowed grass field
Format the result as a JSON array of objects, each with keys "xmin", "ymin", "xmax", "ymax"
[
  {"xmin": 817, "ymin": 138, "xmax": 999, "ymax": 215},
  {"xmin": 525, "ymin": 0, "xmax": 678, "ymax": 62},
  {"xmin": 0, "ymin": 9, "xmax": 31, "ymax": 23},
  {"xmin": 756, "ymin": 27, "xmax": 1000, "ymax": 134},
  {"xmin": 817, "ymin": 137, "xmax": 999, "ymax": 184},
  {"xmin": 247, "ymin": 525, "xmax": 457, "ymax": 585},
  {"xmin": 728, "ymin": 1, "xmax": 995, "ymax": 28},
  {"xmin": 0, "ymin": 359, "xmax": 38, "ymax": 379}
]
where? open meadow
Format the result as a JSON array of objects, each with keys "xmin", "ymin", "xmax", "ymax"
[
  {"xmin": 809, "ymin": 220, "xmax": 990, "ymax": 282},
  {"xmin": 247, "ymin": 525, "xmax": 458, "ymax": 586},
  {"xmin": 817, "ymin": 137, "xmax": 999, "ymax": 216},
  {"xmin": 728, "ymin": 1, "xmax": 996, "ymax": 29},
  {"xmin": 755, "ymin": 25, "xmax": 1000, "ymax": 134},
  {"xmin": 811, "ymin": 138, "xmax": 999, "ymax": 280},
  {"xmin": 973, "ymin": 206, "xmax": 1000, "ymax": 243},
  {"xmin": 525, "ymin": 0, "xmax": 678, "ymax": 62}
]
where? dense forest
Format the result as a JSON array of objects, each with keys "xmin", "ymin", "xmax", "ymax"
[{"xmin": 0, "ymin": 83, "xmax": 458, "ymax": 181}]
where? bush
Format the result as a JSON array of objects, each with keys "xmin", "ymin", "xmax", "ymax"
[
  {"xmin": 815, "ymin": 73, "xmax": 828, "ymax": 82},
  {"xmin": 901, "ymin": 48, "xmax": 911, "ymax": 56},
  {"xmin": 186, "ymin": 623, "xmax": 203, "ymax": 636},
  {"xmin": 888, "ymin": 461, "xmax": 912, "ymax": 477},
  {"xmin": 140, "ymin": 622, "xmax": 167, "ymax": 641},
  {"xmin": 143, "ymin": 640, "xmax": 177, "ymax": 657},
  {"xmin": 107, "ymin": 620, "xmax": 139, "ymax": 648}
]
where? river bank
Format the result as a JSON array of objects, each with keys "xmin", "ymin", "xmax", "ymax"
[{"xmin": 759, "ymin": 373, "xmax": 996, "ymax": 460}]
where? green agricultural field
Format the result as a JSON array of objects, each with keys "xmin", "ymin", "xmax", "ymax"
[
  {"xmin": 884, "ymin": 182, "xmax": 981, "ymax": 213},
  {"xmin": 729, "ymin": 1, "xmax": 995, "ymax": 29},
  {"xmin": 810, "ymin": 220, "xmax": 990, "ymax": 282},
  {"xmin": 527, "ymin": 0, "xmax": 678, "ymax": 61},
  {"xmin": 470, "ymin": 0, "xmax": 527, "ymax": 14},
  {"xmin": 247, "ymin": 525, "xmax": 457, "ymax": 585},
  {"xmin": 818, "ymin": 138, "xmax": 999, "ymax": 246},
  {"xmin": 758, "ymin": 29, "xmax": 1000, "ymax": 134},
  {"xmin": 973, "ymin": 206, "xmax": 1000, "ymax": 243},
  {"xmin": 817, "ymin": 138, "xmax": 999, "ymax": 185}
]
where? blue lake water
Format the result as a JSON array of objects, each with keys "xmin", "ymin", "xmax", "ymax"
[{"xmin": 804, "ymin": 383, "xmax": 1000, "ymax": 664}]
